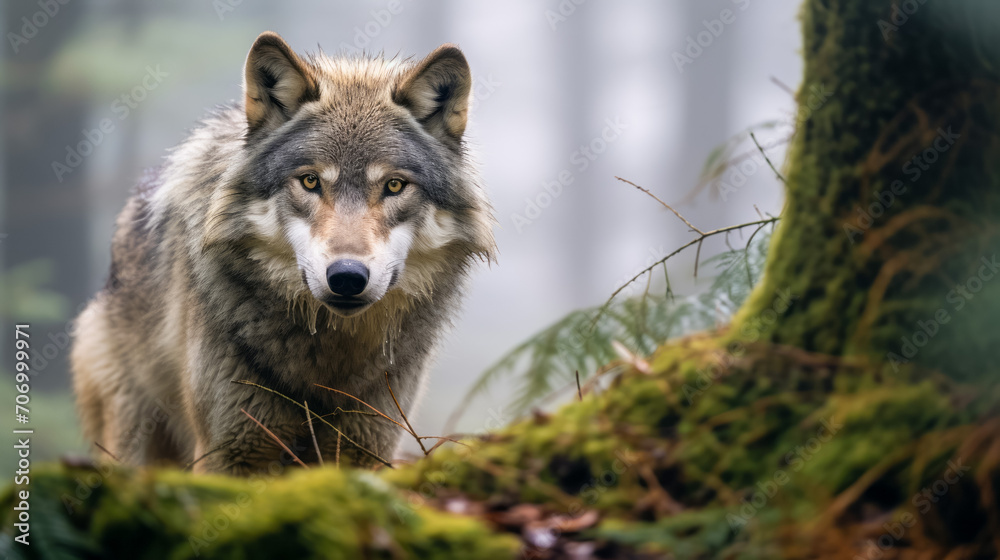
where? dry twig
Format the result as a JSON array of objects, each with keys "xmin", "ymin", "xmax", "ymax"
[
  {"xmin": 304, "ymin": 400, "xmax": 324, "ymax": 467},
  {"xmin": 591, "ymin": 217, "xmax": 779, "ymax": 329},
  {"xmin": 749, "ymin": 131, "xmax": 786, "ymax": 183},
  {"xmin": 240, "ymin": 408, "xmax": 309, "ymax": 469},
  {"xmin": 618, "ymin": 176, "xmax": 705, "ymax": 235},
  {"xmin": 384, "ymin": 372, "xmax": 430, "ymax": 455},
  {"xmin": 94, "ymin": 442, "xmax": 120, "ymax": 463},
  {"xmin": 234, "ymin": 380, "xmax": 393, "ymax": 468}
]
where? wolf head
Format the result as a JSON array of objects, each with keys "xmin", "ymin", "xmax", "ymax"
[{"xmin": 204, "ymin": 32, "xmax": 495, "ymax": 320}]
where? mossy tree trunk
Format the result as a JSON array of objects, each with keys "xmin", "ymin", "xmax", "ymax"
[{"xmin": 735, "ymin": 0, "xmax": 1000, "ymax": 381}]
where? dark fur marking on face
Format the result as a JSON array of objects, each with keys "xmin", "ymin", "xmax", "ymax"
[
  {"xmin": 285, "ymin": 191, "xmax": 311, "ymax": 217},
  {"xmin": 391, "ymin": 122, "xmax": 469, "ymax": 212},
  {"xmin": 384, "ymin": 196, "xmax": 428, "ymax": 230},
  {"xmin": 245, "ymin": 116, "xmax": 325, "ymax": 197}
]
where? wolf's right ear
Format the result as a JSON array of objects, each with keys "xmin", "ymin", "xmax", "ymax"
[{"xmin": 243, "ymin": 31, "xmax": 319, "ymax": 133}]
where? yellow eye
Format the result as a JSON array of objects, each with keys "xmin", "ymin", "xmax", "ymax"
[
  {"xmin": 301, "ymin": 174, "xmax": 320, "ymax": 191},
  {"xmin": 385, "ymin": 178, "xmax": 406, "ymax": 195}
]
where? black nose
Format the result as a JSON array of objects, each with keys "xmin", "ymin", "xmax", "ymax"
[{"xmin": 326, "ymin": 260, "xmax": 369, "ymax": 296}]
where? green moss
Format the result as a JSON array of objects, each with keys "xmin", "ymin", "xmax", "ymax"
[
  {"xmin": 2, "ymin": 335, "xmax": 996, "ymax": 557},
  {"xmin": 1, "ymin": 465, "xmax": 517, "ymax": 559},
  {"xmin": 386, "ymin": 332, "xmax": 999, "ymax": 557}
]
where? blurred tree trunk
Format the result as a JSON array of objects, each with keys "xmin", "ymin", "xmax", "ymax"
[{"xmin": 734, "ymin": 0, "xmax": 1000, "ymax": 382}]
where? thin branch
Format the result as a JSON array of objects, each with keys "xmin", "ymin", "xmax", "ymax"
[
  {"xmin": 724, "ymin": 232, "xmax": 736, "ymax": 252},
  {"xmin": 385, "ymin": 372, "xmax": 429, "ymax": 456},
  {"xmin": 310, "ymin": 408, "xmax": 379, "ymax": 422},
  {"xmin": 744, "ymin": 221, "xmax": 773, "ymax": 284},
  {"xmin": 770, "ymin": 75, "xmax": 796, "ymax": 97},
  {"xmin": 233, "ymin": 380, "xmax": 392, "ymax": 468},
  {"xmin": 427, "ymin": 437, "xmax": 454, "ymax": 454},
  {"xmin": 749, "ymin": 131, "xmax": 786, "ymax": 184},
  {"xmin": 416, "ymin": 435, "xmax": 472, "ymax": 449},
  {"xmin": 314, "ymin": 383, "xmax": 415, "ymax": 438},
  {"xmin": 240, "ymin": 408, "xmax": 309, "ymax": 469},
  {"xmin": 304, "ymin": 401, "xmax": 324, "ymax": 467},
  {"xmin": 694, "ymin": 238, "xmax": 705, "ymax": 279},
  {"xmin": 591, "ymin": 217, "xmax": 780, "ymax": 329},
  {"xmin": 94, "ymin": 442, "xmax": 120, "ymax": 463},
  {"xmin": 575, "ymin": 370, "xmax": 583, "ymax": 401},
  {"xmin": 661, "ymin": 262, "xmax": 673, "ymax": 301},
  {"xmin": 719, "ymin": 138, "xmax": 791, "ymax": 178},
  {"xmin": 617, "ymin": 176, "xmax": 705, "ymax": 235},
  {"xmin": 185, "ymin": 439, "xmax": 235, "ymax": 471}
]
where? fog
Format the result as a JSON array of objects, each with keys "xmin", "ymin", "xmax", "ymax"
[{"xmin": 1, "ymin": 0, "xmax": 801, "ymax": 459}]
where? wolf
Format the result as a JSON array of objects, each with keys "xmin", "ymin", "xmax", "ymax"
[{"xmin": 70, "ymin": 31, "xmax": 496, "ymax": 474}]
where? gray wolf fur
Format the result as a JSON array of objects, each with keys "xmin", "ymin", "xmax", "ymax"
[{"xmin": 70, "ymin": 31, "xmax": 495, "ymax": 474}]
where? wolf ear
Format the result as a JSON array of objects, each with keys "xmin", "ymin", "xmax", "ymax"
[
  {"xmin": 393, "ymin": 44, "xmax": 473, "ymax": 145},
  {"xmin": 243, "ymin": 31, "xmax": 319, "ymax": 133}
]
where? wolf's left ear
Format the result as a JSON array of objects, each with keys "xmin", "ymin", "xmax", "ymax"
[
  {"xmin": 243, "ymin": 31, "xmax": 319, "ymax": 133},
  {"xmin": 393, "ymin": 44, "xmax": 473, "ymax": 145}
]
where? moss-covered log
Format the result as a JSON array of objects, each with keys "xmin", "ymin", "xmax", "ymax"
[
  {"xmin": 734, "ymin": 0, "xmax": 1000, "ymax": 380},
  {"xmin": 3, "ymin": 0, "xmax": 1000, "ymax": 558}
]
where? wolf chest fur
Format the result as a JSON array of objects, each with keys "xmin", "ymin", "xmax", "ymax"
[{"xmin": 70, "ymin": 31, "xmax": 495, "ymax": 474}]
